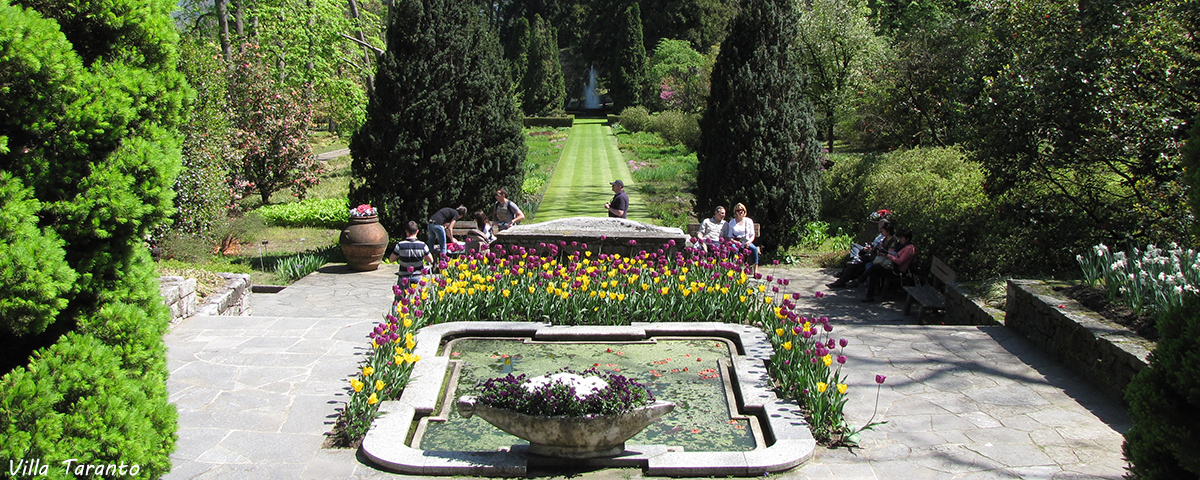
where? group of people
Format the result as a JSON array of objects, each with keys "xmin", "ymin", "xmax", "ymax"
[
  {"xmin": 386, "ymin": 188, "xmax": 526, "ymax": 280},
  {"xmin": 826, "ymin": 210, "xmax": 916, "ymax": 302},
  {"xmin": 689, "ymin": 203, "xmax": 760, "ymax": 271}
]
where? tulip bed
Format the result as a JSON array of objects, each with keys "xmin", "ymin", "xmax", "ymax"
[{"xmin": 332, "ymin": 240, "xmax": 881, "ymax": 446}]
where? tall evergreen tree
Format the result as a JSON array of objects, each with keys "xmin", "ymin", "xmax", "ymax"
[
  {"xmin": 695, "ymin": 0, "xmax": 822, "ymax": 253},
  {"xmin": 610, "ymin": 3, "xmax": 648, "ymax": 110},
  {"xmin": 350, "ymin": 0, "xmax": 526, "ymax": 234},
  {"xmin": 507, "ymin": 16, "xmax": 531, "ymax": 92},
  {"xmin": 520, "ymin": 14, "xmax": 566, "ymax": 116}
]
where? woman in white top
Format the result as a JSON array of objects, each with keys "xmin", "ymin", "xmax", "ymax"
[{"xmin": 721, "ymin": 203, "xmax": 758, "ymax": 270}]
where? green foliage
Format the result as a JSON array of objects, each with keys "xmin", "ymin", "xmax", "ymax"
[
  {"xmin": 646, "ymin": 38, "xmax": 711, "ymax": 113},
  {"xmin": 821, "ymin": 147, "xmax": 991, "ymax": 275},
  {"xmin": 696, "ymin": 0, "xmax": 823, "ymax": 253},
  {"xmin": 173, "ymin": 38, "xmax": 234, "ymax": 237},
  {"xmin": 1, "ymin": 333, "xmax": 176, "ymax": 479},
  {"xmin": 609, "ymin": 3, "xmax": 647, "ymax": 110},
  {"xmin": 1123, "ymin": 294, "xmax": 1200, "ymax": 479},
  {"xmin": 1183, "ymin": 117, "xmax": 1200, "ymax": 243},
  {"xmin": 0, "ymin": 173, "xmax": 76, "ymax": 337},
  {"xmin": 227, "ymin": 44, "xmax": 321, "ymax": 204},
  {"xmin": 619, "ymin": 129, "xmax": 696, "ymax": 227},
  {"xmin": 647, "ymin": 110, "xmax": 701, "ymax": 150},
  {"xmin": 256, "ymin": 198, "xmax": 348, "ymax": 229},
  {"xmin": 796, "ymin": 0, "xmax": 889, "ymax": 151},
  {"xmin": 350, "ymin": 0, "xmax": 527, "ymax": 236},
  {"xmin": 520, "ymin": 15, "xmax": 566, "ymax": 116},
  {"xmin": 320, "ymin": 77, "xmax": 368, "ymax": 139},
  {"xmin": 619, "ymin": 106, "xmax": 652, "ymax": 132},
  {"xmin": 273, "ymin": 246, "xmax": 335, "ymax": 282}
]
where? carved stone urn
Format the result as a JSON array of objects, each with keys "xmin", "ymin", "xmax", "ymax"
[{"xmin": 456, "ymin": 396, "xmax": 675, "ymax": 459}]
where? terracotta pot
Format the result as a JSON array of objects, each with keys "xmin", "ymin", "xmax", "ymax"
[
  {"xmin": 340, "ymin": 216, "xmax": 389, "ymax": 271},
  {"xmin": 457, "ymin": 396, "xmax": 674, "ymax": 458}
]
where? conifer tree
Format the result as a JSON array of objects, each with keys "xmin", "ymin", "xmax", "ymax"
[
  {"xmin": 610, "ymin": 3, "xmax": 648, "ymax": 109},
  {"xmin": 350, "ymin": 0, "xmax": 527, "ymax": 234},
  {"xmin": 1, "ymin": 0, "xmax": 185, "ymax": 472},
  {"xmin": 694, "ymin": 0, "xmax": 822, "ymax": 253},
  {"xmin": 507, "ymin": 17, "xmax": 531, "ymax": 93},
  {"xmin": 520, "ymin": 14, "xmax": 567, "ymax": 116}
]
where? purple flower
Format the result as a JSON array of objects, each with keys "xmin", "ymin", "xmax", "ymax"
[
  {"xmin": 600, "ymin": 235, "xmax": 608, "ymax": 240},
  {"xmin": 823, "ymin": 323, "xmax": 833, "ymax": 332},
  {"xmin": 415, "ymin": 310, "xmax": 423, "ymax": 318},
  {"xmin": 814, "ymin": 291, "xmax": 826, "ymax": 298},
  {"xmin": 754, "ymin": 273, "xmax": 763, "ymax": 280},
  {"xmin": 773, "ymin": 260, "xmax": 780, "ymax": 265},
  {"xmin": 837, "ymin": 355, "xmax": 847, "ymax": 364},
  {"xmin": 630, "ymin": 239, "xmax": 637, "ymax": 245},
  {"xmin": 875, "ymin": 375, "xmax": 887, "ymax": 384},
  {"xmin": 839, "ymin": 338, "xmax": 848, "ymax": 347},
  {"xmin": 782, "ymin": 279, "xmax": 790, "ymax": 286},
  {"xmin": 826, "ymin": 339, "xmax": 836, "ymax": 349}
]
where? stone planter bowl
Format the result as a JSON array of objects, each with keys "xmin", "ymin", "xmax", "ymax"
[{"xmin": 456, "ymin": 396, "xmax": 675, "ymax": 459}]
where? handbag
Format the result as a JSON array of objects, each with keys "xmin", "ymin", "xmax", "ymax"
[
  {"xmin": 881, "ymin": 258, "xmax": 895, "ymax": 270},
  {"xmin": 872, "ymin": 255, "xmax": 886, "ymax": 265}
]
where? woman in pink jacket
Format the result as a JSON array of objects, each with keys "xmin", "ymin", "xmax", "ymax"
[{"xmin": 862, "ymin": 228, "xmax": 915, "ymax": 302}]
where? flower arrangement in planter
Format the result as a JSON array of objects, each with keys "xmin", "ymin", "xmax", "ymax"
[
  {"xmin": 458, "ymin": 368, "xmax": 674, "ymax": 458},
  {"xmin": 473, "ymin": 368, "xmax": 654, "ymax": 416},
  {"xmin": 350, "ymin": 203, "xmax": 378, "ymax": 218}
]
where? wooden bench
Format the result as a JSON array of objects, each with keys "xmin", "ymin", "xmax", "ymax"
[
  {"xmin": 685, "ymin": 222, "xmax": 761, "ymax": 239},
  {"xmin": 902, "ymin": 255, "xmax": 956, "ymax": 323}
]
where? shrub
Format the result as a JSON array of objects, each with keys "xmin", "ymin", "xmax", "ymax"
[
  {"xmin": 1123, "ymin": 295, "xmax": 1200, "ymax": 479},
  {"xmin": 0, "ymin": 333, "xmax": 176, "ymax": 478},
  {"xmin": 255, "ymin": 198, "xmax": 347, "ymax": 229},
  {"xmin": 156, "ymin": 231, "xmax": 215, "ymax": 263},
  {"xmin": 648, "ymin": 110, "xmax": 701, "ymax": 150},
  {"xmin": 0, "ymin": 174, "xmax": 76, "ymax": 337},
  {"xmin": 619, "ymin": 106, "xmax": 651, "ymax": 132},
  {"xmin": 473, "ymin": 369, "xmax": 654, "ymax": 416},
  {"xmin": 821, "ymin": 147, "xmax": 989, "ymax": 277}
]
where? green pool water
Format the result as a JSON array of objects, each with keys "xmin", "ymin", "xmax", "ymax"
[{"xmin": 417, "ymin": 337, "xmax": 757, "ymax": 452}]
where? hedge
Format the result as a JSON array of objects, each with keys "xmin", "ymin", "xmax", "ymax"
[{"xmin": 523, "ymin": 116, "xmax": 575, "ymax": 128}]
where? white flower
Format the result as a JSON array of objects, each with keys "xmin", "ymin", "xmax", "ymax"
[{"xmin": 523, "ymin": 373, "xmax": 609, "ymax": 400}]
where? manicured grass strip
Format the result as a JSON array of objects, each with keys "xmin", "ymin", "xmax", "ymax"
[{"xmin": 534, "ymin": 118, "xmax": 648, "ymax": 223}]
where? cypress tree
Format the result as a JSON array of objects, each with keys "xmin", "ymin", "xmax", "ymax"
[
  {"xmin": 508, "ymin": 17, "xmax": 531, "ymax": 94},
  {"xmin": 520, "ymin": 14, "xmax": 566, "ymax": 116},
  {"xmin": 694, "ymin": 0, "xmax": 822, "ymax": 253},
  {"xmin": 610, "ymin": 3, "xmax": 648, "ymax": 110},
  {"xmin": 350, "ymin": 0, "xmax": 527, "ymax": 234}
]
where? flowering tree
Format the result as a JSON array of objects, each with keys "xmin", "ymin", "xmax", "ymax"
[{"xmin": 227, "ymin": 44, "xmax": 321, "ymax": 204}]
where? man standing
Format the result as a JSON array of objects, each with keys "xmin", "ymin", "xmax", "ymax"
[
  {"xmin": 492, "ymin": 187, "xmax": 525, "ymax": 231},
  {"xmin": 388, "ymin": 221, "xmax": 434, "ymax": 280},
  {"xmin": 605, "ymin": 180, "xmax": 629, "ymax": 218}
]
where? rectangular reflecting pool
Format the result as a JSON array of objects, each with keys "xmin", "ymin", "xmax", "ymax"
[{"xmin": 416, "ymin": 337, "xmax": 759, "ymax": 452}]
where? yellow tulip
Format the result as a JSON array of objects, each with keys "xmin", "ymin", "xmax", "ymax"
[
  {"xmin": 367, "ymin": 393, "xmax": 379, "ymax": 405},
  {"xmin": 681, "ymin": 267, "xmax": 689, "ymax": 274},
  {"xmin": 641, "ymin": 283, "xmax": 650, "ymax": 291},
  {"xmin": 660, "ymin": 287, "xmax": 670, "ymax": 295},
  {"xmin": 776, "ymin": 328, "xmax": 785, "ymax": 336},
  {"xmin": 405, "ymin": 333, "xmax": 415, "ymax": 350},
  {"xmin": 758, "ymin": 285, "xmax": 766, "ymax": 293},
  {"xmin": 764, "ymin": 297, "xmax": 773, "ymax": 304},
  {"xmin": 721, "ymin": 287, "xmax": 729, "ymax": 294},
  {"xmin": 783, "ymin": 341, "xmax": 793, "ymax": 351},
  {"xmin": 837, "ymin": 384, "xmax": 848, "ymax": 394},
  {"xmin": 394, "ymin": 354, "xmax": 404, "ymax": 364},
  {"xmin": 590, "ymin": 290, "xmax": 598, "ymax": 298},
  {"xmin": 363, "ymin": 366, "xmax": 374, "ymax": 377},
  {"xmin": 617, "ymin": 293, "xmax": 626, "ymax": 301},
  {"xmin": 727, "ymin": 270, "xmax": 735, "ymax": 278},
  {"xmin": 740, "ymin": 296, "xmax": 747, "ymax": 303},
  {"xmin": 351, "ymin": 379, "xmax": 364, "ymax": 392},
  {"xmin": 403, "ymin": 317, "xmax": 413, "ymax": 328},
  {"xmin": 503, "ymin": 289, "xmax": 511, "ymax": 298},
  {"xmin": 822, "ymin": 354, "xmax": 832, "ymax": 367},
  {"xmin": 817, "ymin": 382, "xmax": 828, "ymax": 393},
  {"xmin": 371, "ymin": 340, "xmax": 379, "ymax": 349},
  {"xmin": 375, "ymin": 380, "xmax": 386, "ymax": 391}
]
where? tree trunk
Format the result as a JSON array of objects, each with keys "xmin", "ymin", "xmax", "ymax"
[
  {"xmin": 235, "ymin": 0, "xmax": 245, "ymax": 52},
  {"xmin": 216, "ymin": 0, "xmax": 232, "ymax": 63},
  {"xmin": 347, "ymin": 0, "xmax": 375, "ymax": 96},
  {"xmin": 826, "ymin": 113, "xmax": 834, "ymax": 153}
]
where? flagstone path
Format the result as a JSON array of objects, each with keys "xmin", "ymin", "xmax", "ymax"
[
  {"xmin": 164, "ymin": 264, "xmax": 1130, "ymax": 479},
  {"xmin": 533, "ymin": 117, "xmax": 649, "ymax": 223}
]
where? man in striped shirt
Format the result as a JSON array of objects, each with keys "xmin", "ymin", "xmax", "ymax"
[{"xmin": 388, "ymin": 221, "xmax": 433, "ymax": 280}]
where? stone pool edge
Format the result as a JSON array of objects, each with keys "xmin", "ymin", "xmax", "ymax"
[{"xmin": 360, "ymin": 321, "xmax": 816, "ymax": 477}]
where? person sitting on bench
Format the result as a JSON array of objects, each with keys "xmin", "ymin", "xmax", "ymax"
[{"xmin": 861, "ymin": 228, "xmax": 915, "ymax": 302}]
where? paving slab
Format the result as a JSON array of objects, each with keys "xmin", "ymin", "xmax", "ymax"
[{"xmin": 165, "ymin": 264, "xmax": 1131, "ymax": 479}]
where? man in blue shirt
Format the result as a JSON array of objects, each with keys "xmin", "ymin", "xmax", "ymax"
[{"xmin": 605, "ymin": 180, "xmax": 629, "ymax": 218}]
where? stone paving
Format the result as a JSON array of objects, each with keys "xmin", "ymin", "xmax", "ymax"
[{"xmin": 164, "ymin": 264, "xmax": 1130, "ymax": 479}]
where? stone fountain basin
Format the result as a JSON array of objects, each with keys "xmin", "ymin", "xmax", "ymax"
[{"xmin": 457, "ymin": 397, "xmax": 676, "ymax": 459}]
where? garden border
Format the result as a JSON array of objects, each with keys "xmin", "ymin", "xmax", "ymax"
[{"xmin": 360, "ymin": 321, "xmax": 815, "ymax": 476}]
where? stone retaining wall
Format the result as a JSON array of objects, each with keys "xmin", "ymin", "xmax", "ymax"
[
  {"xmin": 159, "ymin": 273, "xmax": 253, "ymax": 323},
  {"xmin": 1005, "ymin": 279, "xmax": 1153, "ymax": 403},
  {"xmin": 942, "ymin": 283, "xmax": 1004, "ymax": 326}
]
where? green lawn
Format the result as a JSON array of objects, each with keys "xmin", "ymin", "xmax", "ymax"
[{"xmin": 534, "ymin": 118, "xmax": 649, "ymax": 223}]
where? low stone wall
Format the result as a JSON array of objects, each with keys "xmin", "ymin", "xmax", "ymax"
[
  {"xmin": 1005, "ymin": 279, "xmax": 1154, "ymax": 403},
  {"xmin": 942, "ymin": 283, "xmax": 1004, "ymax": 326},
  {"xmin": 159, "ymin": 273, "xmax": 253, "ymax": 323}
]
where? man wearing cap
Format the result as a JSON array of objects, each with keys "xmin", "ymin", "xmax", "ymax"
[{"xmin": 605, "ymin": 180, "xmax": 629, "ymax": 218}]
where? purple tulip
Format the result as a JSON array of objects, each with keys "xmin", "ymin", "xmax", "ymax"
[
  {"xmin": 839, "ymin": 338, "xmax": 848, "ymax": 347},
  {"xmin": 875, "ymin": 375, "xmax": 887, "ymax": 384},
  {"xmin": 782, "ymin": 279, "xmax": 790, "ymax": 286},
  {"xmin": 837, "ymin": 355, "xmax": 847, "ymax": 364},
  {"xmin": 823, "ymin": 323, "xmax": 833, "ymax": 332}
]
